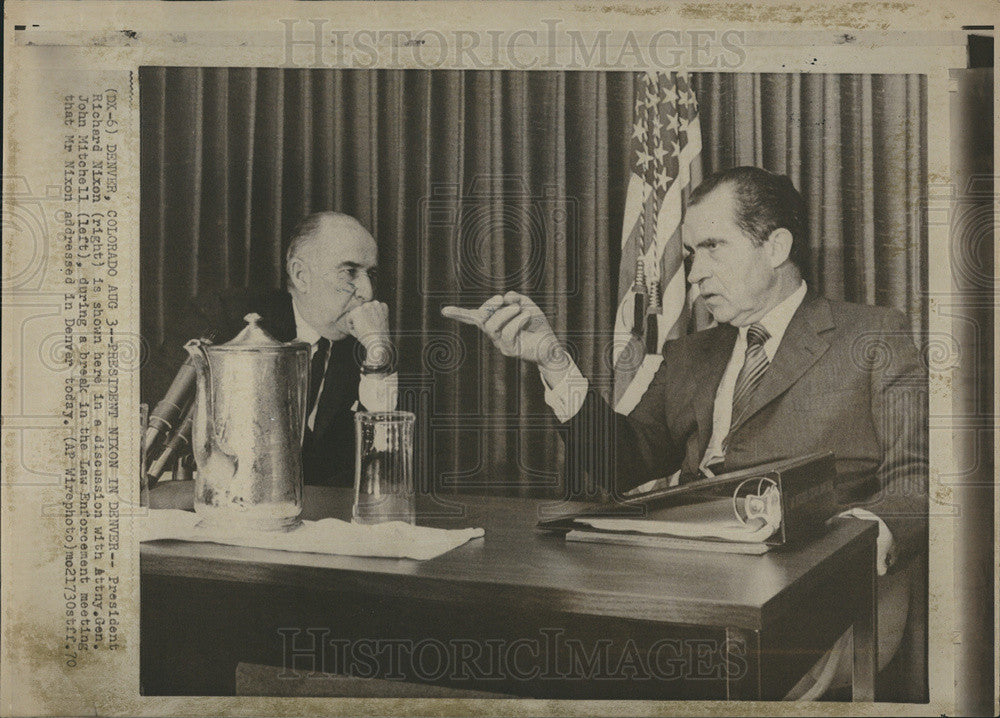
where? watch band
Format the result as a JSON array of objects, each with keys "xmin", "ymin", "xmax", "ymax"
[
  {"xmin": 360, "ymin": 360, "xmax": 394, "ymax": 375},
  {"xmin": 360, "ymin": 341, "xmax": 394, "ymax": 374}
]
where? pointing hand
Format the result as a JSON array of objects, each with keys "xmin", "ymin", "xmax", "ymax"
[{"xmin": 442, "ymin": 292, "xmax": 569, "ymax": 373}]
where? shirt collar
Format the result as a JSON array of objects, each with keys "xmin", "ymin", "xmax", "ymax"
[
  {"xmin": 739, "ymin": 280, "xmax": 807, "ymax": 351},
  {"xmin": 291, "ymin": 296, "xmax": 323, "ymax": 346}
]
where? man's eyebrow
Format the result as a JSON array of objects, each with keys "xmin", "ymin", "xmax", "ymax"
[
  {"xmin": 687, "ymin": 237, "xmax": 724, "ymax": 249},
  {"xmin": 337, "ymin": 261, "xmax": 376, "ymax": 270}
]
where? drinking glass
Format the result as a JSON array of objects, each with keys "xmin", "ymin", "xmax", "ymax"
[{"xmin": 352, "ymin": 411, "xmax": 416, "ymax": 525}]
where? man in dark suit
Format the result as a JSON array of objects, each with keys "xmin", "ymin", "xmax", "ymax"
[
  {"xmin": 145, "ymin": 212, "xmax": 397, "ymax": 486},
  {"xmin": 443, "ymin": 166, "xmax": 927, "ymax": 696}
]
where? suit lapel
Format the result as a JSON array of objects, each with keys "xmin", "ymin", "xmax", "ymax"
[
  {"xmin": 728, "ymin": 292, "xmax": 835, "ymax": 436},
  {"xmin": 693, "ymin": 325, "xmax": 738, "ymax": 453}
]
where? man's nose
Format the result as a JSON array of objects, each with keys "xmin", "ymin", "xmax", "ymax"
[
  {"xmin": 687, "ymin": 252, "xmax": 709, "ymax": 284},
  {"xmin": 354, "ymin": 272, "xmax": 374, "ymax": 302}
]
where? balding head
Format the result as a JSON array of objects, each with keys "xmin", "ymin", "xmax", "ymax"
[
  {"xmin": 285, "ymin": 212, "xmax": 378, "ymax": 339},
  {"xmin": 286, "ymin": 212, "xmax": 374, "ymax": 270}
]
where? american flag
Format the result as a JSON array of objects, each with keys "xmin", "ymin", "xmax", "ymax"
[{"xmin": 613, "ymin": 71, "xmax": 702, "ymax": 414}]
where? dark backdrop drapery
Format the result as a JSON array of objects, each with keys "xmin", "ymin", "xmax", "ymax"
[{"xmin": 140, "ymin": 68, "xmax": 926, "ymax": 497}]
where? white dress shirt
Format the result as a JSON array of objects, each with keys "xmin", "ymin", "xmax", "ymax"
[{"xmin": 292, "ymin": 299, "xmax": 398, "ymax": 430}]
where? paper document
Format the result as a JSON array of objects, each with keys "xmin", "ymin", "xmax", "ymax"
[{"xmin": 578, "ymin": 497, "xmax": 781, "ymax": 543}]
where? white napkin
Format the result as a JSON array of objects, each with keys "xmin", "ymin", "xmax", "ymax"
[{"xmin": 141, "ymin": 509, "xmax": 484, "ymax": 561}]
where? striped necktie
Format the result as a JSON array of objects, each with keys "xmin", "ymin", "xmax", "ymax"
[{"xmin": 722, "ymin": 323, "xmax": 771, "ymax": 453}]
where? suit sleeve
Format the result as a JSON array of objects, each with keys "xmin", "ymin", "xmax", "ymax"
[
  {"xmin": 864, "ymin": 308, "xmax": 929, "ymax": 569},
  {"xmin": 560, "ymin": 350, "xmax": 687, "ymax": 499}
]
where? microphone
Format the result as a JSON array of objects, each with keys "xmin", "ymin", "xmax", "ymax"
[
  {"xmin": 143, "ymin": 332, "xmax": 214, "ymax": 460},
  {"xmin": 142, "ymin": 357, "xmax": 196, "ymax": 458},
  {"xmin": 145, "ymin": 403, "xmax": 195, "ymax": 487}
]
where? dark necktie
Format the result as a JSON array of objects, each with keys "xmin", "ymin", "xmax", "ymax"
[
  {"xmin": 722, "ymin": 323, "xmax": 770, "ymax": 453},
  {"xmin": 306, "ymin": 337, "xmax": 331, "ymax": 421}
]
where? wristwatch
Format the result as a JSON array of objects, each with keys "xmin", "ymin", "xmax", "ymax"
[
  {"xmin": 360, "ymin": 361, "xmax": 393, "ymax": 375},
  {"xmin": 361, "ymin": 341, "xmax": 394, "ymax": 374}
]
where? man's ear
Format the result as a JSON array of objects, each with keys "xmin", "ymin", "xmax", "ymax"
[
  {"xmin": 287, "ymin": 255, "xmax": 309, "ymax": 293},
  {"xmin": 766, "ymin": 228, "xmax": 793, "ymax": 268}
]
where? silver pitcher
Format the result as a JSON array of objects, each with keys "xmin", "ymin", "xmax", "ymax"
[{"xmin": 184, "ymin": 313, "xmax": 310, "ymax": 531}]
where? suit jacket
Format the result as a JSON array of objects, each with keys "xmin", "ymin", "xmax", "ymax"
[
  {"xmin": 564, "ymin": 291, "xmax": 928, "ymax": 568},
  {"xmin": 144, "ymin": 288, "xmax": 366, "ymax": 487}
]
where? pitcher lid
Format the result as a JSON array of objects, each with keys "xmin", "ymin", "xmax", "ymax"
[{"xmin": 213, "ymin": 313, "xmax": 308, "ymax": 351}]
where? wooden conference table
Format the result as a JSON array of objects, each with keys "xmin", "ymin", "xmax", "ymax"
[{"xmin": 140, "ymin": 484, "xmax": 877, "ymax": 701}]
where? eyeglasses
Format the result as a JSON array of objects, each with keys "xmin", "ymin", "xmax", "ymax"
[{"xmin": 321, "ymin": 266, "xmax": 379, "ymax": 295}]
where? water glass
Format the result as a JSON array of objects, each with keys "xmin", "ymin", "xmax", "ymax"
[{"xmin": 352, "ymin": 411, "xmax": 416, "ymax": 525}]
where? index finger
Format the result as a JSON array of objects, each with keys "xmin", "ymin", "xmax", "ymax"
[{"xmin": 441, "ymin": 305, "xmax": 487, "ymax": 326}]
